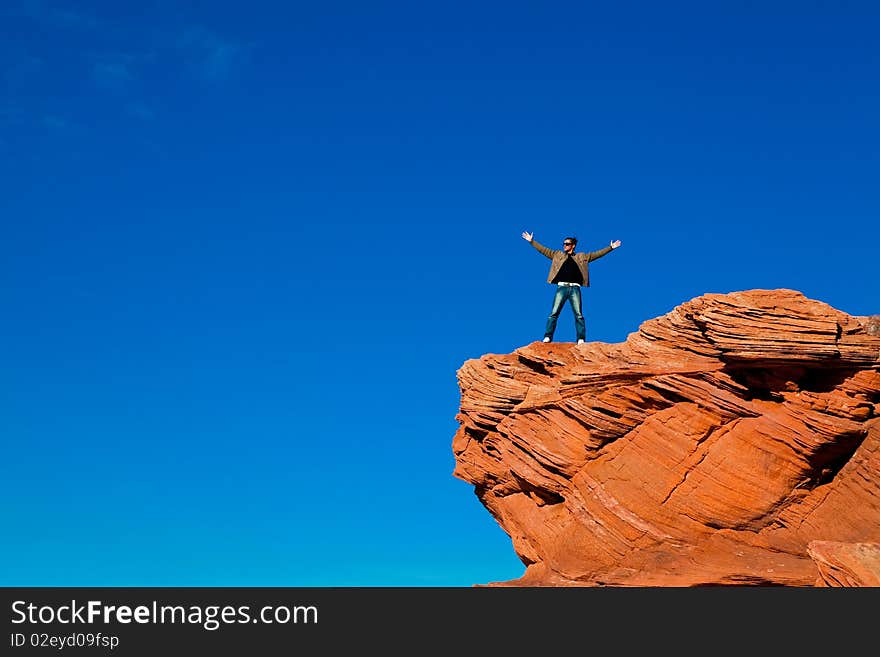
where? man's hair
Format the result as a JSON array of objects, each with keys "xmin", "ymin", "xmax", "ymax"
[{"xmin": 564, "ymin": 236, "xmax": 578, "ymax": 245}]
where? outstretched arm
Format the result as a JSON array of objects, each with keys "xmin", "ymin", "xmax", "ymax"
[
  {"xmin": 521, "ymin": 230, "xmax": 554, "ymax": 258},
  {"xmin": 585, "ymin": 239, "xmax": 622, "ymax": 262}
]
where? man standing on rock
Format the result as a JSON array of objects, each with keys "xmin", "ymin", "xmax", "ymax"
[{"xmin": 521, "ymin": 231, "xmax": 621, "ymax": 344}]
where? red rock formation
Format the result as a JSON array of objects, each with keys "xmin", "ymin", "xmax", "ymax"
[
  {"xmin": 452, "ymin": 289, "xmax": 880, "ymax": 586},
  {"xmin": 807, "ymin": 541, "xmax": 880, "ymax": 586}
]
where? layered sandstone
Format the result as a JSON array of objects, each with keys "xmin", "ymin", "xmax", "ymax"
[
  {"xmin": 452, "ymin": 289, "xmax": 880, "ymax": 586},
  {"xmin": 807, "ymin": 540, "xmax": 880, "ymax": 586}
]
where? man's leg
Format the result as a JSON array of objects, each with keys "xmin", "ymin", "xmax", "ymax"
[
  {"xmin": 570, "ymin": 287, "xmax": 586, "ymax": 342},
  {"xmin": 544, "ymin": 285, "xmax": 568, "ymax": 341}
]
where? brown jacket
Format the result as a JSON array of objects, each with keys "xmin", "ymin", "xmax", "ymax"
[{"xmin": 529, "ymin": 239, "xmax": 614, "ymax": 286}]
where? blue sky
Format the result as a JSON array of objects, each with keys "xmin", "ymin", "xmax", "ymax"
[{"xmin": 2, "ymin": 1, "xmax": 878, "ymax": 586}]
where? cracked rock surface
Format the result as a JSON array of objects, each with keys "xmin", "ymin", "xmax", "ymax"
[{"xmin": 453, "ymin": 289, "xmax": 880, "ymax": 586}]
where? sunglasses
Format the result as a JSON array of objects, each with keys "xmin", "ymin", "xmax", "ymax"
[{"xmin": 563, "ymin": 242, "xmax": 574, "ymax": 246}]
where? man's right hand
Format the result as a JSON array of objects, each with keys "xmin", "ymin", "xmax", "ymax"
[{"xmin": 521, "ymin": 231, "xmax": 533, "ymax": 242}]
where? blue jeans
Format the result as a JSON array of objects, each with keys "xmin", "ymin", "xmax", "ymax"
[{"xmin": 544, "ymin": 284, "xmax": 585, "ymax": 341}]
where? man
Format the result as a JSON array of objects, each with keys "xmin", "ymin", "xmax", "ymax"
[{"xmin": 521, "ymin": 231, "xmax": 622, "ymax": 344}]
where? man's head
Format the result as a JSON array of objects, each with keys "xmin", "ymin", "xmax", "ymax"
[{"xmin": 563, "ymin": 237, "xmax": 577, "ymax": 253}]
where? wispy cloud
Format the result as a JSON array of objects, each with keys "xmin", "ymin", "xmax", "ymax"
[
  {"xmin": 177, "ymin": 26, "xmax": 248, "ymax": 82},
  {"xmin": 18, "ymin": 0, "xmax": 100, "ymax": 30},
  {"xmin": 126, "ymin": 101, "xmax": 155, "ymax": 121},
  {"xmin": 43, "ymin": 114, "xmax": 68, "ymax": 129},
  {"xmin": 92, "ymin": 60, "xmax": 134, "ymax": 88}
]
